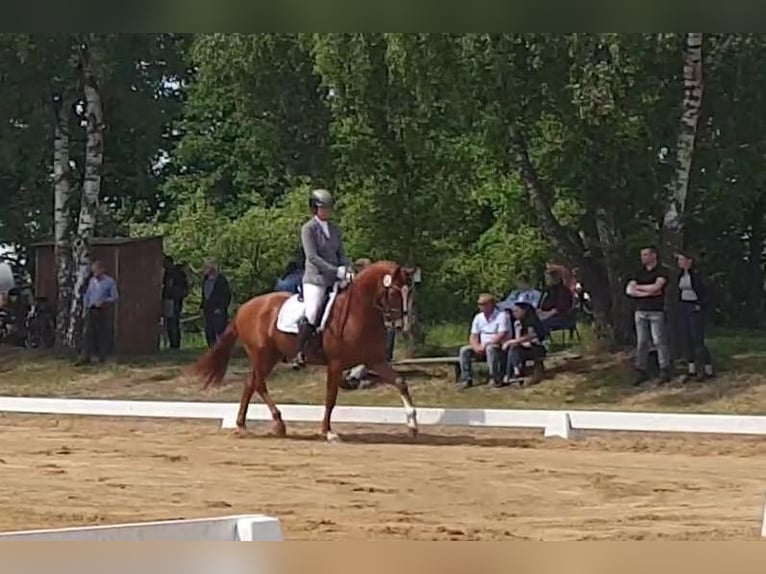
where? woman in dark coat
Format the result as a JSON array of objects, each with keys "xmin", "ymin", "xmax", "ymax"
[{"xmin": 676, "ymin": 250, "xmax": 714, "ymax": 381}]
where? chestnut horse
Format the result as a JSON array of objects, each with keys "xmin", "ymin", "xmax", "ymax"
[{"xmin": 192, "ymin": 261, "xmax": 418, "ymax": 442}]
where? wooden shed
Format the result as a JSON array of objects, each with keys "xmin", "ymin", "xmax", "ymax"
[{"xmin": 32, "ymin": 236, "xmax": 165, "ymax": 355}]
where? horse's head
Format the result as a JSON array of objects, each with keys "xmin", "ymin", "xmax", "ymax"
[{"xmin": 360, "ymin": 261, "xmax": 417, "ymax": 333}]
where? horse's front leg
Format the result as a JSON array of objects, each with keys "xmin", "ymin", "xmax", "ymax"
[
  {"xmin": 369, "ymin": 362, "xmax": 418, "ymax": 438},
  {"xmin": 322, "ymin": 361, "xmax": 343, "ymax": 442}
]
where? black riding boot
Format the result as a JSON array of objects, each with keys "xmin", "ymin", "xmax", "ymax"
[{"xmin": 292, "ymin": 319, "xmax": 315, "ymax": 369}]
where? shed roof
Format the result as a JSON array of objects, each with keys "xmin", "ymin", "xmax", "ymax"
[{"xmin": 31, "ymin": 236, "xmax": 163, "ymax": 248}]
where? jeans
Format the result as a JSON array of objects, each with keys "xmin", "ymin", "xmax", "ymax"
[
  {"xmin": 458, "ymin": 344, "xmax": 503, "ymax": 383},
  {"xmin": 634, "ymin": 310, "xmax": 669, "ymax": 371},
  {"xmin": 678, "ymin": 301, "xmax": 712, "ymax": 367},
  {"xmin": 505, "ymin": 344, "xmax": 545, "ymax": 377}
]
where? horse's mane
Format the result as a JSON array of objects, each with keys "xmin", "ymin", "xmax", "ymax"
[{"xmin": 353, "ymin": 260, "xmax": 398, "ymax": 287}]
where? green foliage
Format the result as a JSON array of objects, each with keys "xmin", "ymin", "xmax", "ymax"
[
  {"xmin": 132, "ymin": 183, "xmax": 310, "ymax": 314},
  {"xmin": 6, "ymin": 33, "xmax": 766, "ymax": 334}
]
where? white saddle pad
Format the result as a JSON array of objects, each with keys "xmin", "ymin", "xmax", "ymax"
[{"xmin": 275, "ymin": 284, "xmax": 340, "ymax": 335}]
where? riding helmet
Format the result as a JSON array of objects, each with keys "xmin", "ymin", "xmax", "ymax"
[{"xmin": 309, "ymin": 188, "xmax": 334, "ymax": 211}]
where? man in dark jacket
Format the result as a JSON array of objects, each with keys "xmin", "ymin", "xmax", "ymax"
[
  {"xmin": 162, "ymin": 256, "xmax": 189, "ymax": 350},
  {"xmin": 200, "ymin": 259, "xmax": 232, "ymax": 348}
]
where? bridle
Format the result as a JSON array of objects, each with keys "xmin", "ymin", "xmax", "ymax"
[{"xmin": 374, "ymin": 269, "xmax": 414, "ymax": 331}]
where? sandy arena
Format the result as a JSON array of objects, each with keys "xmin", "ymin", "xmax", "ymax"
[{"xmin": 0, "ymin": 413, "xmax": 764, "ymax": 540}]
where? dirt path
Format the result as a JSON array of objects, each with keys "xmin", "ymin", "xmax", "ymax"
[{"xmin": 0, "ymin": 414, "xmax": 763, "ymax": 540}]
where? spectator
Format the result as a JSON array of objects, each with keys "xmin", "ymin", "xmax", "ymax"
[
  {"xmin": 676, "ymin": 250, "xmax": 714, "ymax": 382},
  {"xmin": 546, "ymin": 262, "xmax": 577, "ymax": 292},
  {"xmin": 502, "ymin": 301, "xmax": 546, "ymax": 385},
  {"xmin": 457, "ymin": 293, "xmax": 509, "ymax": 389},
  {"xmin": 625, "ymin": 245, "xmax": 671, "ymax": 385},
  {"xmin": 275, "ymin": 244, "xmax": 305, "ymax": 294},
  {"xmin": 500, "ymin": 274, "xmax": 542, "ymax": 309},
  {"xmin": 162, "ymin": 255, "xmax": 189, "ymax": 350},
  {"xmin": 76, "ymin": 260, "xmax": 119, "ymax": 365},
  {"xmin": 537, "ymin": 269, "xmax": 574, "ymax": 332},
  {"xmin": 200, "ymin": 259, "xmax": 232, "ymax": 348}
]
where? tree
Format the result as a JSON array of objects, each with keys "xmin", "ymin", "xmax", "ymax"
[
  {"xmin": 67, "ymin": 40, "xmax": 105, "ymax": 350},
  {"xmin": 662, "ymin": 33, "xmax": 704, "ymax": 262}
]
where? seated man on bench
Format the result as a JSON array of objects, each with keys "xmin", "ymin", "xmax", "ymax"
[
  {"xmin": 502, "ymin": 301, "xmax": 547, "ymax": 386},
  {"xmin": 457, "ymin": 293, "xmax": 509, "ymax": 390}
]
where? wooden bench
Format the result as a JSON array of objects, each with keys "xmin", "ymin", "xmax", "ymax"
[
  {"xmin": 393, "ymin": 356, "xmax": 462, "ymax": 382},
  {"xmin": 392, "ymin": 354, "xmax": 549, "ymax": 383}
]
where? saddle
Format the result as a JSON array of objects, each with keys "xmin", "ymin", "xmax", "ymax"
[{"xmin": 275, "ymin": 281, "xmax": 342, "ymax": 337}]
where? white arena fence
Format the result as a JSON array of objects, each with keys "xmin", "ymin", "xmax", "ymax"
[
  {"xmin": 1, "ymin": 396, "xmax": 766, "ymax": 440},
  {"xmin": 2, "ymin": 396, "xmax": 766, "ymax": 540},
  {"xmin": 0, "ymin": 514, "xmax": 283, "ymax": 541}
]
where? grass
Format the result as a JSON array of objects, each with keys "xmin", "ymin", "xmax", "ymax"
[{"xmin": 0, "ymin": 322, "xmax": 765, "ymax": 415}]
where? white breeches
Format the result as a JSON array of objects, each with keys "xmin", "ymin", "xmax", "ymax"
[{"xmin": 302, "ymin": 283, "xmax": 326, "ymax": 326}]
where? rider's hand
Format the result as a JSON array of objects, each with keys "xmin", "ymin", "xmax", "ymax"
[{"xmin": 336, "ymin": 266, "xmax": 347, "ymax": 280}]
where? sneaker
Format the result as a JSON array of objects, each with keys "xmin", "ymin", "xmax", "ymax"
[{"xmin": 291, "ymin": 353, "xmax": 306, "ymax": 370}]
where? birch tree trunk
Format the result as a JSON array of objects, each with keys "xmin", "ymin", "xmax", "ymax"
[
  {"xmin": 662, "ymin": 33, "xmax": 704, "ymax": 362},
  {"xmin": 52, "ymin": 95, "xmax": 75, "ymax": 351},
  {"xmin": 508, "ymin": 125, "xmax": 629, "ymax": 347},
  {"xmin": 662, "ymin": 32, "xmax": 704, "ymax": 257},
  {"xmin": 67, "ymin": 44, "xmax": 104, "ymax": 352}
]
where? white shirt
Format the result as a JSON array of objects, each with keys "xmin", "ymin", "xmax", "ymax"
[
  {"xmin": 314, "ymin": 215, "xmax": 330, "ymax": 238},
  {"xmin": 679, "ymin": 271, "xmax": 698, "ymax": 302},
  {"xmin": 470, "ymin": 308, "xmax": 510, "ymax": 346}
]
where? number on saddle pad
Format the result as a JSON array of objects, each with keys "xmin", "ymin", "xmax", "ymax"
[{"xmin": 275, "ymin": 284, "xmax": 340, "ymax": 335}]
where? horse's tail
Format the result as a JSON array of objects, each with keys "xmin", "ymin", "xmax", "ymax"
[{"xmin": 193, "ymin": 321, "xmax": 239, "ymax": 389}]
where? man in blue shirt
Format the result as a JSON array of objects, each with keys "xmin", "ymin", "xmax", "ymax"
[
  {"xmin": 77, "ymin": 260, "xmax": 119, "ymax": 365},
  {"xmin": 500, "ymin": 274, "xmax": 542, "ymax": 310}
]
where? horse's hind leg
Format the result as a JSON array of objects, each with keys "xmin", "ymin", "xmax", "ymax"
[
  {"xmin": 254, "ymin": 359, "xmax": 285, "ymax": 438},
  {"xmin": 368, "ymin": 361, "xmax": 418, "ymax": 438},
  {"xmin": 235, "ymin": 349, "xmax": 282, "ymax": 436}
]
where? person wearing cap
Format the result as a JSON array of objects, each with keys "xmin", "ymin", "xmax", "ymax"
[
  {"xmin": 457, "ymin": 293, "xmax": 510, "ymax": 389},
  {"xmin": 499, "ymin": 273, "xmax": 542, "ymax": 309},
  {"xmin": 675, "ymin": 250, "xmax": 714, "ymax": 382},
  {"xmin": 294, "ymin": 188, "xmax": 352, "ymax": 368}
]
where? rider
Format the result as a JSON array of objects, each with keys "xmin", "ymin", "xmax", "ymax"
[{"xmin": 294, "ymin": 188, "xmax": 352, "ymax": 368}]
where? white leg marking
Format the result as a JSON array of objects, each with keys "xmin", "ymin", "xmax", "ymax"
[
  {"xmin": 401, "ymin": 396, "xmax": 418, "ymax": 431},
  {"xmin": 326, "ymin": 431, "xmax": 341, "ymax": 443}
]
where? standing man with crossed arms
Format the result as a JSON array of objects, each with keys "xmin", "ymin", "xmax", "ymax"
[{"xmin": 294, "ymin": 188, "xmax": 352, "ymax": 369}]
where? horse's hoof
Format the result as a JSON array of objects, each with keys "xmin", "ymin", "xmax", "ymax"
[
  {"xmin": 232, "ymin": 426, "xmax": 252, "ymax": 438},
  {"xmin": 408, "ymin": 426, "xmax": 419, "ymax": 439},
  {"xmin": 272, "ymin": 421, "xmax": 287, "ymax": 438},
  {"xmin": 326, "ymin": 431, "xmax": 342, "ymax": 443}
]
